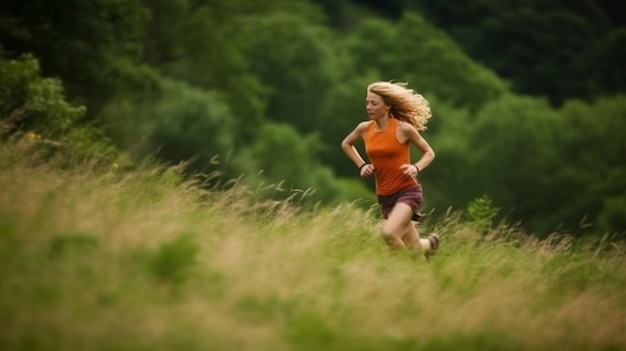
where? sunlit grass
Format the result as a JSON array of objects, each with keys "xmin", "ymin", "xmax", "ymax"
[{"xmin": 1, "ymin": 143, "xmax": 625, "ymax": 351}]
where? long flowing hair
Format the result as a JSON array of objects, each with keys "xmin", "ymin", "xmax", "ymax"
[{"xmin": 367, "ymin": 81, "xmax": 432, "ymax": 131}]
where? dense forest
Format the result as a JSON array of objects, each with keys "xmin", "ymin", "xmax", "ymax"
[{"xmin": 1, "ymin": 0, "xmax": 624, "ymax": 238}]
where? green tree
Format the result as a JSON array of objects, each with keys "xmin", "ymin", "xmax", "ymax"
[
  {"xmin": 102, "ymin": 78, "xmax": 236, "ymax": 174},
  {"xmin": 464, "ymin": 95, "xmax": 562, "ymax": 235},
  {"xmin": 344, "ymin": 13, "xmax": 508, "ymax": 111},
  {"xmin": 316, "ymin": 73, "xmax": 378, "ymax": 177},
  {"xmin": 0, "ymin": 53, "xmax": 117, "ymax": 162},
  {"xmin": 550, "ymin": 96, "xmax": 626, "ymax": 236},
  {"xmin": 234, "ymin": 122, "xmax": 340, "ymax": 203},
  {"xmin": 410, "ymin": 0, "xmax": 622, "ymax": 105},
  {"xmin": 140, "ymin": 0, "xmax": 328, "ymax": 142},
  {"xmin": 418, "ymin": 97, "xmax": 475, "ymax": 211},
  {"xmin": 242, "ymin": 12, "xmax": 340, "ymax": 134},
  {"xmin": 0, "ymin": 0, "xmax": 152, "ymax": 116},
  {"xmin": 436, "ymin": 93, "xmax": 626, "ymax": 237},
  {"xmin": 139, "ymin": 0, "xmax": 266, "ymax": 140},
  {"xmin": 0, "ymin": 54, "xmax": 84, "ymax": 138},
  {"xmin": 583, "ymin": 28, "xmax": 626, "ymax": 95}
]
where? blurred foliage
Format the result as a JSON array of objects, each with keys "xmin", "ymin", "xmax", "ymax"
[
  {"xmin": 101, "ymin": 77, "xmax": 237, "ymax": 175},
  {"xmin": 428, "ymin": 94, "xmax": 626, "ymax": 238},
  {"xmin": 242, "ymin": 12, "xmax": 340, "ymax": 133},
  {"xmin": 1, "ymin": 0, "xmax": 625, "ymax": 237},
  {"xmin": 147, "ymin": 234, "xmax": 199, "ymax": 286},
  {"xmin": 466, "ymin": 194, "xmax": 501, "ymax": 233},
  {"xmin": 0, "ymin": 53, "xmax": 118, "ymax": 164},
  {"xmin": 0, "ymin": 54, "xmax": 84, "ymax": 138},
  {"xmin": 404, "ymin": 0, "xmax": 626, "ymax": 105},
  {"xmin": 48, "ymin": 232, "xmax": 99, "ymax": 259},
  {"xmin": 316, "ymin": 73, "xmax": 378, "ymax": 177},
  {"xmin": 233, "ymin": 122, "xmax": 340, "ymax": 203},
  {"xmin": 139, "ymin": 0, "xmax": 328, "ymax": 140},
  {"xmin": 0, "ymin": 0, "xmax": 154, "ymax": 115},
  {"xmin": 345, "ymin": 13, "xmax": 509, "ymax": 111}
]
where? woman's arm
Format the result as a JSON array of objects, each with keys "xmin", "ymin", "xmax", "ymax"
[
  {"xmin": 341, "ymin": 122, "xmax": 373, "ymax": 176},
  {"xmin": 400, "ymin": 122, "xmax": 435, "ymax": 176}
]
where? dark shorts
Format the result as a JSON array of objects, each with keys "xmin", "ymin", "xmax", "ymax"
[{"xmin": 377, "ymin": 185, "xmax": 424, "ymax": 222}]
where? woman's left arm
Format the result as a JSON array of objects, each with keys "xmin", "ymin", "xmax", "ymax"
[{"xmin": 402, "ymin": 123, "xmax": 435, "ymax": 174}]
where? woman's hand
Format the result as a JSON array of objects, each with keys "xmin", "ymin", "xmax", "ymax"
[
  {"xmin": 401, "ymin": 164, "xmax": 419, "ymax": 179},
  {"xmin": 360, "ymin": 163, "xmax": 375, "ymax": 178}
]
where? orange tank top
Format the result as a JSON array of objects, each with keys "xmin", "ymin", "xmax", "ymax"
[{"xmin": 365, "ymin": 118, "xmax": 418, "ymax": 195}]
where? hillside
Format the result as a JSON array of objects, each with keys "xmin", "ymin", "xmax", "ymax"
[{"xmin": 1, "ymin": 142, "xmax": 624, "ymax": 351}]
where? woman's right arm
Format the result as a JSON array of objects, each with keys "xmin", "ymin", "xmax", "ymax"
[{"xmin": 341, "ymin": 122, "xmax": 370, "ymax": 170}]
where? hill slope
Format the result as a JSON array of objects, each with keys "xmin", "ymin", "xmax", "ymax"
[{"xmin": 1, "ymin": 142, "xmax": 625, "ymax": 351}]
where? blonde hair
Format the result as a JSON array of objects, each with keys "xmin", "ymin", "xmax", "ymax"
[{"xmin": 367, "ymin": 81, "xmax": 431, "ymax": 131}]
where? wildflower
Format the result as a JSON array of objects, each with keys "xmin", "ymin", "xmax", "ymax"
[{"xmin": 27, "ymin": 132, "xmax": 41, "ymax": 141}]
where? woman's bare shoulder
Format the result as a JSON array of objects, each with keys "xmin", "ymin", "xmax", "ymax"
[
  {"xmin": 397, "ymin": 120, "xmax": 418, "ymax": 132},
  {"xmin": 355, "ymin": 120, "xmax": 371, "ymax": 132}
]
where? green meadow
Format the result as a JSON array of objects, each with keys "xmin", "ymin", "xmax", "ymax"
[{"xmin": 1, "ymin": 144, "xmax": 625, "ymax": 351}]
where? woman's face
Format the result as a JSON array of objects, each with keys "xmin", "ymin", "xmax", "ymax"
[{"xmin": 366, "ymin": 91, "xmax": 389, "ymax": 120}]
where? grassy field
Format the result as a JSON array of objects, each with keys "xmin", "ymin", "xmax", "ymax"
[{"xmin": 1, "ymin": 144, "xmax": 625, "ymax": 351}]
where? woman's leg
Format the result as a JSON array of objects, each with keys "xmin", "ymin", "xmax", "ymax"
[
  {"xmin": 400, "ymin": 220, "xmax": 422, "ymax": 252},
  {"xmin": 400, "ymin": 221, "xmax": 436, "ymax": 258},
  {"xmin": 381, "ymin": 202, "xmax": 414, "ymax": 250}
]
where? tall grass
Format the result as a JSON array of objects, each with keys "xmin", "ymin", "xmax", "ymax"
[{"xmin": 1, "ymin": 142, "xmax": 625, "ymax": 351}]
